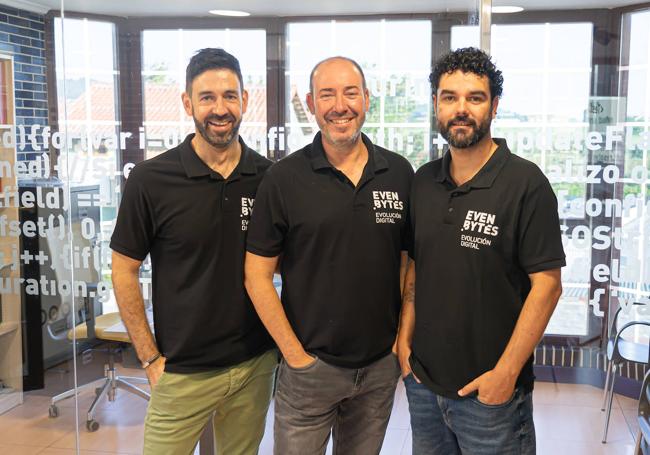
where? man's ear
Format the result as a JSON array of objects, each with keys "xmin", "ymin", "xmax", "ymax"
[
  {"xmin": 306, "ymin": 92, "xmax": 316, "ymax": 115},
  {"xmin": 491, "ymin": 96, "xmax": 499, "ymax": 119},
  {"xmin": 182, "ymin": 92, "xmax": 192, "ymax": 117},
  {"xmin": 242, "ymin": 89, "xmax": 249, "ymax": 115}
]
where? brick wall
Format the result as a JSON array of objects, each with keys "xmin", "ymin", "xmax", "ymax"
[{"xmin": 0, "ymin": 4, "xmax": 47, "ymax": 162}]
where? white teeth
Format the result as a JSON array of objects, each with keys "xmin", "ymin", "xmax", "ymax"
[{"xmin": 331, "ymin": 119, "xmax": 352, "ymax": 124}]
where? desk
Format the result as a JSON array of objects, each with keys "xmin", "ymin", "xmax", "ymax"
[{"xmin": 102, "ymin": 309, "xmax": 154, "ymax": 342}]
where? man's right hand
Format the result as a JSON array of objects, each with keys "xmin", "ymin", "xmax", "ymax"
[
  {"xmin": 397, "ymin": 340, "xmax": 421, "ymax": 382},
  {"xmin": 396, "ymin": 340, "xmax": 412, "ymax": 378},
  {"xmin": 145, "ymin": 355, "xmax": 166, "ymax": 388},
  {"xmin": 285, "ymin": 350, "xmax": 316, "ymax": 369}
]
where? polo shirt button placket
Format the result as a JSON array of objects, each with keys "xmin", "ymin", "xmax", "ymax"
[
  {"xmin": 444, "ymin": 194, "xmax": 456, "ymax": 224},
  {"xmin": 448, "ymin": 193, "xmax": 456, "ymax": 213}
]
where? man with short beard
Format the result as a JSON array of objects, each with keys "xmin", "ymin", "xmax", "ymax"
[
  {"xmin": 111, "ymin": 48, "xmax": 276, "ymax": 455},
  {"xmin": 245, "ymin": 56, "xmax": 413, "ymax": 455},
  {"xmin": 396, "ymin": 47, "xmax": 565, "ymax": 454}
]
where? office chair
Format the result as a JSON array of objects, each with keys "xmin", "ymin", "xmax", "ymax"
[
  {"xmin": 602, "ymin": 302, "xmax": 650, "ymax": 443},
  {"xmin": 47, "ymin": 312, "xmax": 150, "ymax": 432}
]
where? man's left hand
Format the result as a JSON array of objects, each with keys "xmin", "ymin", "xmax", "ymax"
[{"xmin": 457, "ymin": 368, "xmax": 517, "ymax": 405}]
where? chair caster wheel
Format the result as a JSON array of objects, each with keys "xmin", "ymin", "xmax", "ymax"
[
  {"xmin": 86, "ymin": 420, "xmax": 99, "ymax": 432},
  {"xmin": 48, "ymin": 405, "xmax": 59, "ymax": 418}
]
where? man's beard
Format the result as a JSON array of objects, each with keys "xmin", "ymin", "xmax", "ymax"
[
  {"xmin": 320, "ymin": 112, "xmax": 364, "ymax": 148},
  {"xmin": 194, "ymin": 114, "xmax": 241, "ymax": 149},
  {"xmin": 439, "ymin": 112, "xmax": 492, "ymax": 149}
]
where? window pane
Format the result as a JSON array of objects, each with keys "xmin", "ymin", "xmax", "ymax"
[
  {"xmin": 141, "ymin": 29, "xmax": 268, "ymax": 157},
  {"xmin": 286, "ymin": 19, "xmax": 431, "ymax": 163}
]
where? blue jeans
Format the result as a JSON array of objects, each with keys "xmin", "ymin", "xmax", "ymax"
[{"xmin": 403, "ymin": 374, "xmax": 536, "ymax": 455}]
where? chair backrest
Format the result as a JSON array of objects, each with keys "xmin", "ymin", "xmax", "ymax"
[{"xmin": 610, "ymin": 302, "xmax": 650, "ymax": 365}]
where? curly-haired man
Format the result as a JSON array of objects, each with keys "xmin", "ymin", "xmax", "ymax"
[{"xmin": 396, "ymin": 47, "xmax": 565, "ymax": 454}]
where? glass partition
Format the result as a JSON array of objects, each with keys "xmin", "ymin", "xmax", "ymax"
[
  {"xmin": 1, "ymin": 0, "xmax": 648, "ymax": 453},
  {"xmin": 0, "ymin": 2, "xmax": 481, "ymax": 453}
]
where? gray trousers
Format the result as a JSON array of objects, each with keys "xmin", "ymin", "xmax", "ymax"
[{"xmin": 273, "ymin": 352, "xmax": 401, "ymax": 455}]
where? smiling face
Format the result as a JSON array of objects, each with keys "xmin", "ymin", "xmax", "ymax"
[
  {"xmin": 182, "ymin": 68, "xmax": 248, "ymax": 150},
  {"xmin": 306, "ymin": 58, "xmax": 370, "ymax": 149},
  {"xmin": 434, "ymin": 70, "xmax": 498, "ymax": 149}
]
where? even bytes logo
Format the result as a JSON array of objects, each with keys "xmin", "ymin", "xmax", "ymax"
[
  {"xmin": 240, "ymin": 197, "xmax": 254, "ymax": 231},
  {"xmin": 460, "ymin": 209, "xmax": 499, "ymax": 250},
  {"xmin": 372, "ymin": 190, "xmax": 404, "ymax": 224}
]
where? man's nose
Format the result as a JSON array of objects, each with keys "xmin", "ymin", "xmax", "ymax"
[
  {"xmin": 333, "ymin": 93, "xmax": 347, "ymax": 113},
  {"xmin": 455, "ymin": 98, "xmax": 469, "ymax": 115},
  {"xmin": 212, "ymin": 97, "xmax": 228, "ymax": 116}
]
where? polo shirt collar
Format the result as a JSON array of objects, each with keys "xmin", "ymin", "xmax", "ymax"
[
  {"xmin": 179, "ymin": 133, "xmax": 258, "ymax": 179},
  {"xmin": 308, "ymin": 131, "xmax": 389, "ymax": 174},
  {"xmin": 434, "ymin": 137, "xmax": 510, "ymax": 189}
]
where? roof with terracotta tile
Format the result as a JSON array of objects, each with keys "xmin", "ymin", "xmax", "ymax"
[{"xmin": 63, "ymin": 80, "xmax": 267, "ymax": 138}]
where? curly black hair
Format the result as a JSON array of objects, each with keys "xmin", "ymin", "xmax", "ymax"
[{"xmin": 430, "ymin": 47, "xmax": 503, "ymax": 100}]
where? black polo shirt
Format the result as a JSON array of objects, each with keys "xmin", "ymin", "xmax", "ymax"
[
  {"xmin": 110, "ymin": 134, "xmax": 274, "ymax": 373},
  {"xmin": 246, "ymin": 132, "xmax": 413, "ymax": 368},
  {"xmin": 409, "ymin": 138, "xmax": 565, "ymax": 398}
]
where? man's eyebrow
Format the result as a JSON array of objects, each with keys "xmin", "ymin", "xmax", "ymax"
[
  {"xmin": 196, "ymin": 89, "xmax": 239, "ymax": 96},
  {"xmin": 438, "ymin": 89, "xmax": 488, "ymax": 96}
]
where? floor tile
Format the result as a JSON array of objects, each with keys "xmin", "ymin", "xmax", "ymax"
[
  {"xmin": 534, "ymin": 381, "xmax": 615, "ymax": 409},
  {"xmin": 48, "ymin": 409, "xmax": 145, "ymax": 455},
  {"xmin": 535, "ymin": 403, "xmax": 633, "ymax": 444},
  {"xmin": 537, "ymin": 438, "xmax": 636, "ymax": 455},
  {"xmin": 617, "ymin": 393, "xmax": 640, "ymax": 411},
  {"xmin": 621, "ymin": 406, "xmax": 640, "ymax": 439},
  {"xmin": 0, "ymin": 444, "xmax": 44, "ymax": 455},
  {"xmin": 0, "ymin": 401, "xmax": 77, "ymax": 447}
]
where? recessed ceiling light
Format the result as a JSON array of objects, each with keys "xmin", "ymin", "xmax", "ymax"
[
  {"xmin": 209, "ymin": 10, "xmax": 251, "ymax": 17},
  {"xmin": 492, "ymin": 6, "xmax": 524, "ymax": 13}
]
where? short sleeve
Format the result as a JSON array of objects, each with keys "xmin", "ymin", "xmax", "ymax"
[
  {"xmin": 110, "ymin": 167, "xmax": 156, "ymax": 261},
  {"xmin": 246, "ymin": 170, "xmax": 288, "ymax": 257},
  {"xmin": 518, "ymin": 175, "xmax": 566, "ymax": 274}
]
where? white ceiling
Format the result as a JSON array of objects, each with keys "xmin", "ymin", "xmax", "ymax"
[{"xmin": 3, "ymin": 0, "xmax": 645, "ymax": 17}]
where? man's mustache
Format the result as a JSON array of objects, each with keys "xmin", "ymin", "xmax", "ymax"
[
  {"xmin": 447, "ymin": 117, "xmax": 477, "ymax": 128},
  {"xmin": 205, "ymin": 114, "xmax": 236, "ymax": 124}
]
